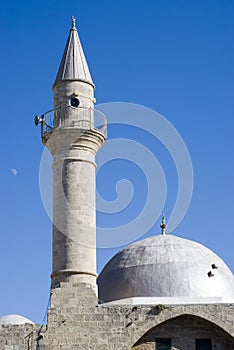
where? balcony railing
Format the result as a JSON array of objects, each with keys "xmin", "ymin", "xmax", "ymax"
[{"xmin": 40, "ymin": 106, "xmax": 107, "ymax": 138}]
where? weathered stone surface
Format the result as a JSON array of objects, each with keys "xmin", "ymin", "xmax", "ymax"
[{"xmin": 1, "ymin": 284, "xmax": 234, "ymax": 349}]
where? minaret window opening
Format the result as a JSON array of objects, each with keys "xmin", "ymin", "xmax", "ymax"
[{"xmin": 70, "ymin": 97, "xmax": 80, "ymax": 108}]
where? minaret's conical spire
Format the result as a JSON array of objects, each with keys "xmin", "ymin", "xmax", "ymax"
[{"xmin": 54, "ymin": 16, "xmax": 94, "ymax": 87}]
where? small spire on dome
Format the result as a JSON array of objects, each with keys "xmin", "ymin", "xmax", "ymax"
[
  {"xmin": 71, "ymin": 16, "xmax": 76, "ymax": 30},
  {"xmin": 160, "ymin": 214, "xmax": 167, "ymax": 235}
]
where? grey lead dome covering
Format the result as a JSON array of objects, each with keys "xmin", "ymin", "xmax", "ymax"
[{"xmin": 98, "ymin": 234, "xmax": 234, "ymax": 303}]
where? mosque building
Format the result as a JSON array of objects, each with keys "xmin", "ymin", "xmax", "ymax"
[{"xmin": 0, "ymin": 18, "xmax": 234, "ymax": 350}]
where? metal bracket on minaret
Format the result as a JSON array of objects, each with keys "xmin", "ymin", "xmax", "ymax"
[{"xmin": 160, "ymin": 214, "xmax": 167, "ymax": 235}]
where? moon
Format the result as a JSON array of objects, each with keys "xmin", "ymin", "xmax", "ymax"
[{"xmin": 10, "ymin": 168, "xmax": 17, "ymax": 176}]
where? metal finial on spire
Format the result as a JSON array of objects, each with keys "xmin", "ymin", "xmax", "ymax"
[
  {"xmin": 160, "ymin": 214, "xmax": 167, "ymax": 235},
  {"xmin": 71, "ymin": 16, "xmax": 76, "ymax": 29}
]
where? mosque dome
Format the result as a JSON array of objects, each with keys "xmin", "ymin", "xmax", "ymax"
[
  {"xmin": 98, "ymin": 234, "xmax": 234, "ymax": 304},
  {"xmin": 0, "ymin": 314, "xmax": 34, "ymax": 325}
]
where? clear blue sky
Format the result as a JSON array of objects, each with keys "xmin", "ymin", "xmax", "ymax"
[{"xmin": 0, "ymin": 0, "xmax": 233, "ymax": 324}]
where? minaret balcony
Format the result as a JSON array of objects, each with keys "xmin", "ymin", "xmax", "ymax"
[{"xmin": 39, "ymin": 105, "xmax": 107, "ymax": 140}]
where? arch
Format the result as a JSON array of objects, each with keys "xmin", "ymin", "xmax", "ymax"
[
  {"xmin": 131, "ymin": 313, "xmax": 234, "ymax": 349},
  {"xmin": 129, "ymin": 305, "xmax": 234, "ymax": 347}
]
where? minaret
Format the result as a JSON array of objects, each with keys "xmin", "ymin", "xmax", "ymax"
[{"xmin": 38, "ymin": 18, "xmax": 106, "ymax": 293}]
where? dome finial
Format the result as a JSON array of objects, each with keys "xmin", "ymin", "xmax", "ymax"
[
  {"xmin": 160, "ymin": 214, "xmax": 167, "ymax": 235},
  {"xmin": 71, "ymin": 16, "xmax": 76, "ymax": 30}
]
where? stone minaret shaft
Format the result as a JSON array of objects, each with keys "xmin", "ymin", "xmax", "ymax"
[{"xmin": 42, "ymin": 18, "xmax": 106, "ymax": 293}]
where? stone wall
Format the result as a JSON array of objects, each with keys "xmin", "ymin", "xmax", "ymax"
[
  {"xmin": 0, "ymin": 324, "xmax": 42, "ymax": 350},
  {"xmin": 1, "ymin": 283, "xmax": 234, "ymax": 349}
]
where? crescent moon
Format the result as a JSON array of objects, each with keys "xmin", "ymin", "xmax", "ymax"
[{"xmin": 10, "ymin": 168, "xmax": 17, "ymax": 176}]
